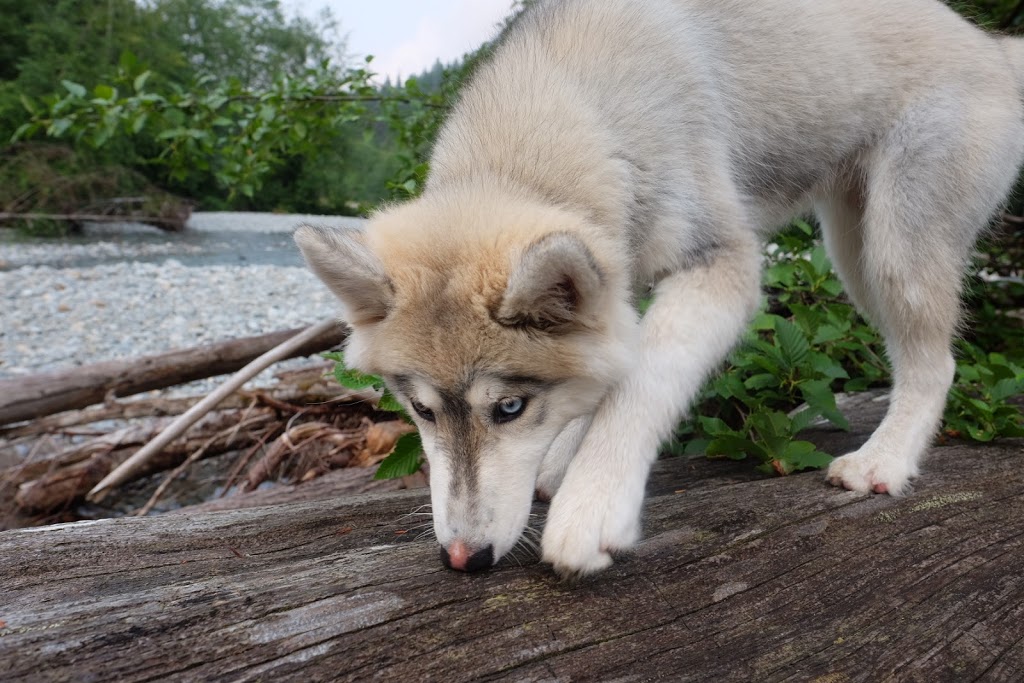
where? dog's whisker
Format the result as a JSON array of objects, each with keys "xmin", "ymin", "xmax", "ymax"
[
  {"xmin": 506, "ymin": 546, "xmax": 525, "ymax": 567},
  {"xmin": 395, "ymin": 512, "xmax": 435, "ymax": 523}
]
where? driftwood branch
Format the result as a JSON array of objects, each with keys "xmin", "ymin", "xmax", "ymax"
[
  {"xmin": 0, "ymin": 211, "xmax": 187, "ymax": 231},
  {"xmin": 0, "ymin": 394, "xmax": 248, "ymax": 440},
  {"xmin": 0, "ymin": 323, "xmax": 346, "ymax": 426},
  {"xmin": 86, "ymin": 319, "xmax": 342, "ymax": 502},
  {"xmin": 10, "ymin": 408, "xmax": 279, "ymax": 513}
]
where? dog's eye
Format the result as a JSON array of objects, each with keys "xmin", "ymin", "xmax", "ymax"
[
  {"xmin": 493, "ymin": 397, "xmax": 527, "ymax": 423},
  {"xmin": 410, "ymin": 399, "xmax": 435, "ymax": 422}
]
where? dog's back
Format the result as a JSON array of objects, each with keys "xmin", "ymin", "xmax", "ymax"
[{"xmin": 432, "ymin": 0, "xmax": 1022, "ymax": 237}]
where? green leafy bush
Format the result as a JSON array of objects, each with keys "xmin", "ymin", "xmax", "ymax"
[{"xmin": 945, "ymin": 347, "xmax": 1024, "ymax": 441}]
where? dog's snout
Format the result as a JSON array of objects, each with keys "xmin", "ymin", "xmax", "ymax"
[{"xmin": 440, "ymin": 541, "xmax": 494, "ymax": 572}]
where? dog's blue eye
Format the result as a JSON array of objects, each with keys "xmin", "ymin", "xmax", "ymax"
[
  {"xmin": 410, "ymin": 399, "xmax": 435, "ymax": 422},
  {"xmin": 494, "ymin": 397, "xmax": 527, "ymax": 423}
]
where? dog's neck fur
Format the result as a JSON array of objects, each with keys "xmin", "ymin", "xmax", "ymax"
[{"xmin": 426, "ymin": 61, "xmax": 635, "ymax": 250}]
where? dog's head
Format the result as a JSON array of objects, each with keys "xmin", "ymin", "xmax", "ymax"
[{"xmin": 295, "ymin": 189, "xmax": 635, "ymax": 570}]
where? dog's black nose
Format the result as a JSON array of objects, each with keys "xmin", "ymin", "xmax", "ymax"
[
  {"xmin": 440, "ymin": 542, "xmax": 494, "ymax": 572},
  {"xmin": 465, "ymin": 545, "xmax": 494, "ymax": 572}
]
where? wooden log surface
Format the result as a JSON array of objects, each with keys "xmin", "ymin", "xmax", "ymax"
[
  {"xmin": 0, "ymin": 324, "xmax": 346, "ymax": 426},
  {"xmin": 1, "ymin": 402, "xmax": 1022, "ymax": 682}
]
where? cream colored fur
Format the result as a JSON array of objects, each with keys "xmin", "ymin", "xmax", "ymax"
[{"xmin": 297, "ymin": 0, "xmax": 1024, "ymax": 577}]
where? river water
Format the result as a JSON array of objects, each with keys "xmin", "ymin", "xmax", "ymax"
[{"xmin": 0, "ymin": 211, "xmax": 366, "ymax": 271}]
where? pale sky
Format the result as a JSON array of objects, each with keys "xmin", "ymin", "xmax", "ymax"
[{"xmin": 282, "ymin": 0, "xmax": 515, "ymax": 82}]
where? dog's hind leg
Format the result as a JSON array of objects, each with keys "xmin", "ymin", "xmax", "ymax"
[
  {"xmin": 815, "ymin": 174, "xmax": 874, "ymax": 320},
  {"xmin": 541, "ymin": 228, "xmax": 763, "ymax": 577},
  {"xmin": 825, "ymin": 95, "xmax": 1024, "ymax": 495}
]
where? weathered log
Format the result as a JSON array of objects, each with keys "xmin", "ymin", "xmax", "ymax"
[
  {"xmin": 0, "ymin": 210, "xmax": 188, "ymax": 231},
  {"xmin": 0, "ymin": 323, "xmax": 347, "ymax": 426},
  {"xmin": 1, "ymin": 415, "xmax": 1021, "ymax": 681},
  {"xmin": 11, "ymin": 409, "xmax": 279, "ymax": 513},
  {"xmin": 0, "ymin": 394, "xmax": 250, "ymax": 440}
]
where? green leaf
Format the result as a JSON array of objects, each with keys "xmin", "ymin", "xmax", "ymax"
[
  {"xmin": 809, "ymin": 352, "xmax": 849, "ymax": 380},
  {"xmin": 333, "ymin": 364, "xmax": 382, "ymax": 391},
  {"xmin": 11, "ymin": 123, "xmax": 36, "ymax": 142},
  {"xmin": 19, "ymin": 94, "xmax": 37, "ymax": 115},
  {"xmin": 61, "ymin": 80, "xmax": 86, "ymax": 98},
  {"xmin": 779, "ymin": 441, "xmax": 833, "ymax": 471},
  {"xmin": 775, "ymin": 318, "xmax": 810, "ymax": 368},
  {"xmin": 992, "ymin": 377, "xmax": 1024, "ymax": 402},
  {"xmin": 93, "ymin": 84, "xmax": 115, "ymax": 100},
  {"xmin": 706, "ymin": 435, "xmax": 766, "ymax": 460},
  {"xmin": 789, "ymin": 408, "xmax": 821, "ymax": 434},
  {"xmin": 793, "ymin": 219, "xmax": 814, "ymax": 235},
  {"xmin": 119, "ymin": 50, "xmax": 138, "ymax": 70},
  {"xmin": 750, "ymin": 312, "xmax": 778, "ymax": 331},
  {"xmin": 47, "ymin": 118, "xmax": 72, "ymax": 137},
  {"xmin": 376, "ymin": 390, "xmax": 405, "ymax": 414},
  {"xmin": 765, "ymin": 263, "xmax": 796, "ymax": 288},
  {"xmin": 131, "ymin": 113, "xmax": 148, "ymax": 134},
  {"xmin": 713, "ymin": 373, "xmax": 749, "ymax": 400},
  {"xmin": 698, "ymin": 416, "xmax": 733, "ymax": 436},
  {"xmin": 744, "ymin": 373, "xmax": 778, "ymax": 390},
  {"xmin": 821, "ymin": 279, "xmax": 845, "ymax": 296},
  {"xmin": 812, "ymin": 325, "xmax": 844, "ymax": 345},
  {"xmin": 843, "ymin": 377, "xmax": 873, "ymax": 393},
  {"xmin": 799, "ymin": 380, "xmax": 849, "ymax": 430},
  {"xmin": 156, "ymin": 127, "xmax": 187, "ymax": 140},
  {"xmin": 133, "ymin": 71, "xmax": 152, "ymax": 93},
  {"xmin": 374, "ymin": 433, "xmax": 423, "ymax": 480},
  {"xmin": 809, "ymin": 245, "xmax": 831, "ymax": 276}
]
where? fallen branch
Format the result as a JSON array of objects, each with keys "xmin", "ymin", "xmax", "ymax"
[
  {"xmin": 135, "ymin": 401, "xmax": 267, "ymax": 516},
  {"xmin": 0, "ymin": 211, "xmax": 187, "ymax": 231},
  {"xmin": 12, "ymin": 409, "xmax": 278, "ymax": 513},
  {"xmin": 86, "ymin": 319, "xmax": 341, "ymax": 502},
  {"xmin": 0, "ymin": 395, "xmax": 248, "ymax": 440},
  {"xmin": 0, "ymin": 323, "xmax": 346, "ymax": 426}
]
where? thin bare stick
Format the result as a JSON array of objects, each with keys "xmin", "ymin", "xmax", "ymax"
[
  {"xmin": 86, "ymin": 319, "xmax": 341, "ymax": 502},
  {"xmin": 135, "ymin": 402, "xmax": 262, "ymax": 517}
]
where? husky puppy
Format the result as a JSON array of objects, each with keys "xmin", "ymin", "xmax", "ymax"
[{"xmin": 296, "ymin": 0, "xmax": 1024, "ymax": 577}]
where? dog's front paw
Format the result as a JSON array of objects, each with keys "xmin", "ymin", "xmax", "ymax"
[
  {"xmin": 826, "ymin": 443, "xmax": 917, "ymax": 495},
  {"xmin": 540, "ymin": 481, "xmax": 642, "ymax": 580}
]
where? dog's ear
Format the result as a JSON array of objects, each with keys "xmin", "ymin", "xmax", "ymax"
[
  {"xmin": 496, "ymin": 232, "xmax": 603, "ymax": 331},
  {"xmin": 294, "ymin": 224, "xmax": 393, "ymax": 325}
]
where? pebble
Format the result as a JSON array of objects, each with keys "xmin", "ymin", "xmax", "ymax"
[{"xmin": 0, "ymin": 214, "xmax": 356, "ymax": 394}]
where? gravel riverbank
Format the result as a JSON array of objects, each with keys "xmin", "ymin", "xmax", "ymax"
[{"xmin": 0, "ymin": 212, "xmax": 360, "ymax": 387}]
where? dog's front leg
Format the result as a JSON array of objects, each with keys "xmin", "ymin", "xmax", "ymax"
[
  {"xmin": 541, "ymin": 237, "xmax": 763, "ymax": 578},
  {"xmin": 536, "ymin": 415, "xmax": 592, "ymax": 501}
]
